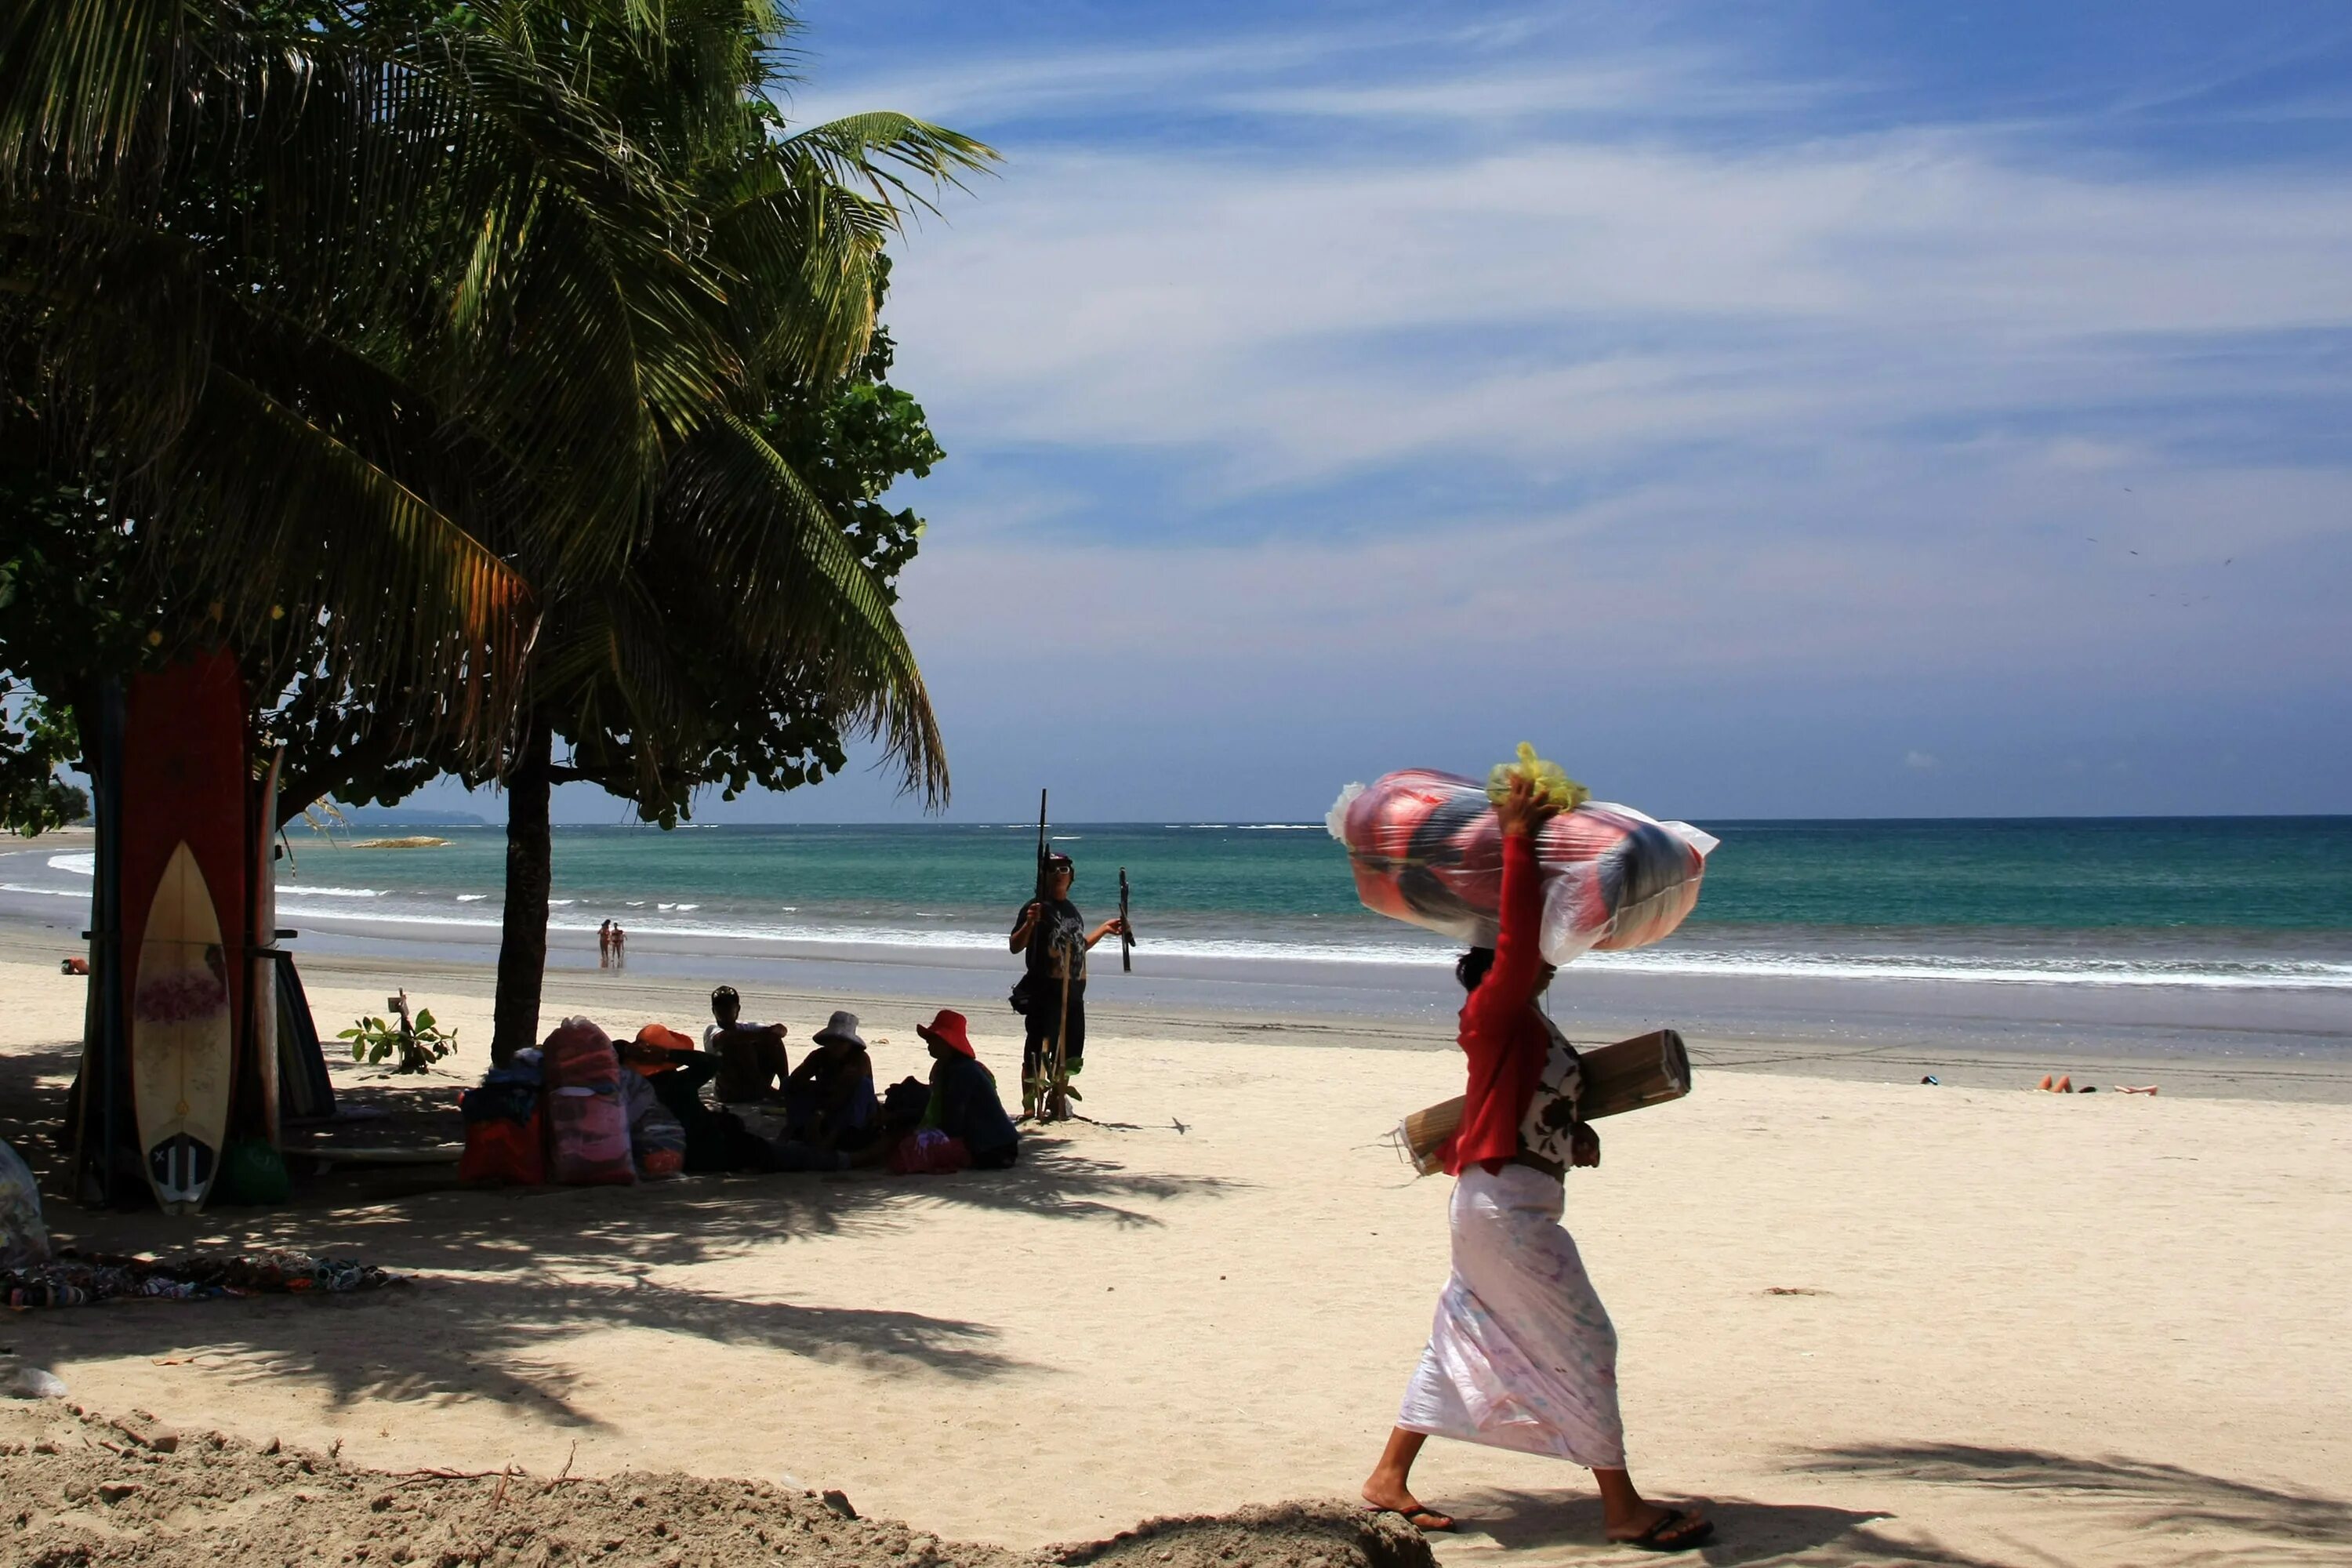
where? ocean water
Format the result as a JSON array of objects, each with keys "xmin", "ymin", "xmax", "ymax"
[{"xmin": 23, "ymin": 815, "xmax": 2336, "ymax": 993}]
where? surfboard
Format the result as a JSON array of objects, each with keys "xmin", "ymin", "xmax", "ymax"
[
  {"xmin": 132, "ymin": 841, "xmax": 235, "ymax": 1214},
  {"xmin": 118, "ymin": 652, "xmax": 249, "ymax": 1211}
]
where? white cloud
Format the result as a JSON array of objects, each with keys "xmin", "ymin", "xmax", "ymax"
[
  {"xmin": 792, "ymin": 18, "xmax": 2352, "ymax": 815},
  {"xmin": 877, "ymin": 136, "xmax": 2352, "ymax": 489}
]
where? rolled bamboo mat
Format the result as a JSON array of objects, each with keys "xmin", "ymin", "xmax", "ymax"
[{"xmin": 1396, "ymin": 1029, "xmax": 1690, "ymax": 1175}]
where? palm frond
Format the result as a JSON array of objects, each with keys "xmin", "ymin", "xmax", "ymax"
[
  {"xmin": 777, "ymin": 111, "xmax": 998, "ymax": 217},
  {"xmin": 659, "ymin": 414, "xmax": 945, "ymax": 803}
]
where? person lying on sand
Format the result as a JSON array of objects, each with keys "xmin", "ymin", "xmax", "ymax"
[
  {"xmin": 916, "ymin": 1009, "xmax": 1021, "ymax": 1171},
  {"xmin": 706, "ymin": 985, "xmax": 791, "ymax": 1102},
  {"xmin": 784, "ymin": 1011, "xmax": 880, "ymax": 1152},
  {"xmin": 1361, "ymin": 774, "xmax": 1713, "ymax": 1554}
]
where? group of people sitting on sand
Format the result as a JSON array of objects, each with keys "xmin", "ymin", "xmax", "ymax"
[{"xmin": 614, "ymin": 988, "xmax": 1021, "ymax": 1176}]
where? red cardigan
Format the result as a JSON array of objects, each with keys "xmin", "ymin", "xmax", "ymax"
[{"xmin": 1440, "ymin": 830, "xmax": 1551, "ymax": 1175}]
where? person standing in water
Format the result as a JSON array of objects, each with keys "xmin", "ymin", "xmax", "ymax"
[
  {"xmin": 598, "ymin": 920, "xmax": 615, "ymax": 969},
  {"xmin": 1359, "ymin": 774, "xmax": 1712, "ymax": 1553},
  {"xmin": 1010, "ymin": 851, "xmax": 1123, "ymax": 1117}
]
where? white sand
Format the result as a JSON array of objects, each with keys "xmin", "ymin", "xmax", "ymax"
[{"xmin": 5, "ymin": 956, "xmax": 2349, "ymax": 1566}]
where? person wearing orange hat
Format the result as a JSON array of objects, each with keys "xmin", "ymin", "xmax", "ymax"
[{"xmin": 916, "ymin": 1009, "xmax": 1020, "ymax": 1170}]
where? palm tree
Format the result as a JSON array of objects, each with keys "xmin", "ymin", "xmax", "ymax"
[
  {"xmin": 448, "ymin": 7, "xmax": 988, "ymax": 1055},
  {"xmin": 4, "ymin": 2, "xmax": 994, "ymax": 1068},
  {"xmin": 3, "ymin": 0, "xmax": 985, "ymax": 752}
]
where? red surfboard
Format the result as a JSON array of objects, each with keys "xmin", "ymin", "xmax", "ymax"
[{"xmin": 120, "ymin": 653, "xmax": 248, "ymax": 1214}]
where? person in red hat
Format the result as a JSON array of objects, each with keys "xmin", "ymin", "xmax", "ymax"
[{"xmin": 916, "ymin": 1010, "xmax": 1021, "ymax": 1170}]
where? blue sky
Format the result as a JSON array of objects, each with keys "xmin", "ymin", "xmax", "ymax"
[{"xmin": 457, "ymin": 0, "xmax": 2352, "ymax": 825}]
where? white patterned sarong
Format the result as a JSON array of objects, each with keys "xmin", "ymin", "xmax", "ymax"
[{"xmin": 1396, "ymin": 1162, "xmax": 1627, "ymax": 1468}]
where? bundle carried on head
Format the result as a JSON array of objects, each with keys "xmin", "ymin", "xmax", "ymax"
[{"xmin": 1327, "ymin": 747, "xmax": 1718, "ymax": 967}]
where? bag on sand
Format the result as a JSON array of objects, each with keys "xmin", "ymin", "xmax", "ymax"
[
  {"xmin": 460, "ymin": 1108, "xmax": 548, "ymax": 1186},
  {"xmin": 217, "ymin": 1138, "xmax": 292, "ymax": 1205},
  {"xmin": 541, "ymin": 1017, "xmax": 636, "ymax": 1186},
  {"xmin": 619, "ymin": 1071, "xmax": 687, "ymax": 1180},
  {"xmin": 1, "ymin": 1138, "xmax": 49, "ymax": 1269},
  {"xmin": 888, "ymin": 1129, "xmax": 971, "ymax": 1176},
  {"xmin": 1328, "ymin": 771, "xmax": 1718, "ymax": 966}
]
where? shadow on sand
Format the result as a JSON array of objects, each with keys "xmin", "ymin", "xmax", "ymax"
[
  {"xmin": 1798, "ymin": 1443, "xmax": 2352, "ymax": 1564},
  {"xmin": 1439, "ymin": 1444, "xmax": 2352, "ymax": 1566},
  {"xmin": 5, "ymin": 1030, "xmax": 1241, "ymax": 1425},
  {"xmin": 1441, "ymin": 1488, "xmax": 1898, "ymax": 1567}
]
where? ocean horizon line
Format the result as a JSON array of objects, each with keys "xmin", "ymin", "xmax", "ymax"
[{"xmin": 311, "ymin": 811, "xmax": 2352, "ymax": 831}]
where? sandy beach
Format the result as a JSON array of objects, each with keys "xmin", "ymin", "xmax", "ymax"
[{"xmin": 4, "ymin": 935, "xmax": 2349, "ymax": 1568}]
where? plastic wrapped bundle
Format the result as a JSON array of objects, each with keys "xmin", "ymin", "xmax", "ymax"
[
  {"xmin": 1328, "ymin": 771, "xmax": 1719, "ymax": 965},
  {"xmin": 2, "ymin": 1138, "xmax": 49, "ymax": 1270},
  {"xmin": 540, "ymin": 1017, "xmax": 636, "ymax": 1187}
]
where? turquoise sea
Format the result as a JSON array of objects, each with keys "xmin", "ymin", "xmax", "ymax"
[
  {"xmin": 209, "ymin": 815, "xmax": 2352, "ymax": 993},
  {"xmin": 11, "ymin": 816, "xmax": 2349, "ymax": 992}
]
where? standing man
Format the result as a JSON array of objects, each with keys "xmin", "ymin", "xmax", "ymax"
[
  {"xmin": 1009, "ymin": 851, "xmax": 1123, "ymax": 1118},
  {"xmin": 1359, "ymin": 775, "xmax": 1711, "ymax": 1553}
]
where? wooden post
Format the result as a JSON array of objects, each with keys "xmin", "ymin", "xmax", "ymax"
[
  {"xmin": 1047, "ymin": 970, "xmax": 1073, "ymax": 1122},
  {"xmin": 1119, "ymin": 867, "xmax": 1134, "ymax": 973}
]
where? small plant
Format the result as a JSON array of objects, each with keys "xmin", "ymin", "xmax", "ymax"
[{"xmin": 338, "ymin": 989, "xmax": 457, "ymax": 1073}]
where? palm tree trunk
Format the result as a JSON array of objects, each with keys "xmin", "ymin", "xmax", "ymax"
[{"xmin": 492, "ymin": 711, "xmax": 552, "ymax": 1064}]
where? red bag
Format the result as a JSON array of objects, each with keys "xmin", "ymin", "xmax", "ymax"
[
  {"xmin": 459, "ymin": 1108, "xmax": 546, "ymax": 1187},
  {"xmin": 547, "ymin": 1087, "xmax": 634, "ymax": 1185},
  {"xmin": 888, "ymin": 1130, "xmax": 971, "ymax": 1176},
  {"xmin": 541, "ymin": 1017, "xmax": 636, "ymax": 1186},
  {"xmin": 543, "ymin": 1016, "xmax": 619, "ymax": 1089}
]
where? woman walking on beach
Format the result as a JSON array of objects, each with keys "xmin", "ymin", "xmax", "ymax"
[{"xmin": 1362, "ymin": 775, "xmax": 1711, "ymax": 1553}]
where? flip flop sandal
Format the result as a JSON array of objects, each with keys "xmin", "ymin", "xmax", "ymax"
[
  {"xmin": 1615, "ymin": 1508, "xmax": 1713, "ymax": 1552},
  {"xmin": 1363, "ymin": 1505, "xmax": 1456, "ymax": 1534}
]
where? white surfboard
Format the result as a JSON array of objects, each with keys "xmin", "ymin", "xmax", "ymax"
[{"xmin": 132, "ymin": 841, "xmax": 234, "ymax": 1214}]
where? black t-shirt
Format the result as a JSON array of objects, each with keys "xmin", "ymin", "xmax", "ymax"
[{"xmin": 1017, "ymin": 898, "xmax": 1087, "ymax": 984}]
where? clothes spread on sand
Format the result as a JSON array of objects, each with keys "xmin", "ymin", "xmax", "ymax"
[
  {"xmin": 1399, "ymin": 826, "xmax": 1624, "ymax": 1466},
  {"xmin": 2, "ymin": 1248, "xmax": 401, "ymax": 1309},
  {"xmin": 1396, "ymin": 1163, "xmax": 1625, "ymax": 1467}
]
